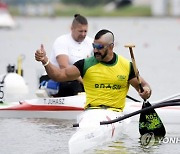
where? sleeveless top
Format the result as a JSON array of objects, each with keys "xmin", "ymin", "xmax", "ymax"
[{"xmin": 82, "ymin": 55, "xmax": 131, "ymax": 111}]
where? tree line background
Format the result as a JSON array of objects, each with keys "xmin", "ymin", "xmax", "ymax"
[{"xmin": 61, "ymin": 0, "xmax": 114, "ymax": 7}]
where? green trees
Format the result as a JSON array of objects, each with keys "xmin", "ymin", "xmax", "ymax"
[{"xmin": 61, "ymin": 0, "xmax": 113, "ymax": 7}]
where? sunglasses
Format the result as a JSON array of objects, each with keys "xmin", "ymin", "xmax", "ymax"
[
  {"xmin": 92, "ymin": 43, "xmax": 113, "ymax": 50},
  {"xmin": 92, "ymin": 43, "xmax": 106, "ymax": 50}
]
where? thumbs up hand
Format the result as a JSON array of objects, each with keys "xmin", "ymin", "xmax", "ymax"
[{"xmin": 35, "ymin": 44, "xmax": 47, "ymax": 62}]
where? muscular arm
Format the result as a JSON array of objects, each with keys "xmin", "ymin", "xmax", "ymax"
[
  {"xmin": 45, "ymin": 59, "xmax": 80, "ymax": 82},
  {"xmin": 129, "ymin": 76, "xmax": 150, "ymax": 92},
  {"xmin": 56, "ymin": 53, "xmax": 84, "ymax": 83},
  {"xmin": 56, "ymin": 54, "xmax": 69, "ymax": 69},
  {"xmin": 128, "ymin": 62, "xmax": 151, "ymax": 100},
  {"xmin": 129, "ymin": 76, "xmax": 152, "ymax": 100},
  {"xmin": 35, "ymin": 44, "xmax": 81, "ymax": 82}
]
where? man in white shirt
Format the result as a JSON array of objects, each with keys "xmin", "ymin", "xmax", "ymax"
[{"xmin": 40, "ymin": 14, "xmax": 93, "ymax": 97}]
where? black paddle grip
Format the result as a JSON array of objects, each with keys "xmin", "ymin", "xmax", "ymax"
[{"xmin": 73, "ymin": 123, "xmax": 79, "ymax": 127}]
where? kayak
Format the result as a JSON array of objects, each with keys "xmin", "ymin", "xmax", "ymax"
[
  {"xmin": 68, "ymin": 95, "xmax": 180, "ymax": 153},
  {"xmin": 68, "ymin": 109, "xmax": 127, "ymax": 154},
  {"xmin": 0, "ymin": 71, "xmax": 85, "ymax": 119},
  {"xmin": 124, "ymin": 100, "xmax": 180, "ymax": 124},
  {"xmin": 1, "ymin": 70, "xmax": 180, "ymax": 122},
  {"xmin": 124, "ymin": 93, "xmax": 180, "ymax": 124},
  {"xmin": 1, "ymin": 94, "xmax": 180, "ymax": 122},
  {"xmin": 0, "ymin": 94, "xmax": 85, "ymax": 119}
]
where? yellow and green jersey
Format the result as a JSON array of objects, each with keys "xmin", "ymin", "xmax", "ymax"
[{"xmin": 74, "ymin": 53, "xmax": 134, "ymax": 111}]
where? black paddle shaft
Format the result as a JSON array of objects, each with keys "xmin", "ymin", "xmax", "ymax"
[
  {"xmin": 73, "ymin": 99, "xmax": 180, "ymax": 128},
  {"xmin": 99, "ymin": 99, "xmax": 180, "ymax": 125}
]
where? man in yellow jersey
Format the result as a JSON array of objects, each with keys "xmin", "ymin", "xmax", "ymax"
[{"xmin": 35, "ymin": 29, "xmax": 151, "ymax": 111}]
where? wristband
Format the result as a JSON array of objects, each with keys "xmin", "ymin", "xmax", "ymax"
[{"xmin": 43, "ymin": 59, "xmax": 49, "ymax": 67}]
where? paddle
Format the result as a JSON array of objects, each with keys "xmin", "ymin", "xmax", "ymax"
[
  {"xmin": 126, "ymin": 92, "xmax": 180, "ymax": 106},
  {"xmin": 124, "ymin": 44, "xmax": 166, "ymax": 137},
  {"xmin": 154, "ymin": 92, "xmax": 180, "ymax": 103},
  {"xmin": 73, "ymin": 98, "xmax": 180, "ymax": 127},
  {"xmin": 100, "ymin": 99, "xmax": 180, "ymax": 125},
  {"xmin": 126, "ymin": 95, "xmax": 141, "ymax": 102}
]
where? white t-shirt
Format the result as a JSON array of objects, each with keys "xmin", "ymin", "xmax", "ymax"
[{"xmin": 50, "ymin": 33, "xmax": 93, "ymax": 67}]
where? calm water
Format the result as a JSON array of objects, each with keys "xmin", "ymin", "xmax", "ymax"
[
  {"xmin": 0, "ymin": 17, "xmax": 180, "ymax": 153},
  {"xmin": 0, "ymin": 118, "xmax": 179, "ymax": 154}
]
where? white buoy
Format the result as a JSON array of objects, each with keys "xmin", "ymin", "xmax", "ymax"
[{"xmin": 2, "ymin": 73, "xmax": 29, "ymax": 102}]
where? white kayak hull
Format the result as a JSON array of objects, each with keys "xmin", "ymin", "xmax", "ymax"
[
  {"xmin": 68, "ymin": 109, "xmax": 126, "ymax": 154},
  {"xmin": 69, "ymin": 100, "xmax": 180, "ymax": 153},
  {"xmin": 124, "ymin": 101, "xmax": 180, "ymax": 124},
  {"xmin": 0, "ymin": 94, "xmax": 85, "ymax": 119},
  {"xmin": 0, "ymin": 93, "xmax": 180, "ymax": 122},
  {"xmin": 0, "ymin": 110, "xmax": 83, "ymax": 119}
]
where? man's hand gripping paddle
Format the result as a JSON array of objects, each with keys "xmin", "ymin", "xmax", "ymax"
[{"xmin": 125, "ymin": 44, "xmax": 166, "ymax": 137}]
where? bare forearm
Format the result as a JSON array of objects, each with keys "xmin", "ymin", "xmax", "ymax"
[
  {"xmin": 35, "ymin": 44, "xmax": 65, "ymax": 82},
  {"xmin": 35, "ymin": 44, "xmax": 80, "ymax": 82},
  {"xmin": 129, "ymin": 76, "xmax": 152, "ymax": 100},
  {"xmin": 43, "ymin": 58, "xmax": 79, "ymax": 82},
  {"xmin": 43, "ymin": 58, "xmax": 65, "ymax": 82}
]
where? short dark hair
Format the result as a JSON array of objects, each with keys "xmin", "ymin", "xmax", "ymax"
[
  {"xmin": 72, "ymin": 14, "xmax": 88, "ymax": 25},
  {"xmin": 95, "ymin": 29, "xmax": 114, "ymax": 42}
]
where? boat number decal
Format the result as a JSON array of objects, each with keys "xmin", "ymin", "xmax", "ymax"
[
  {"xmin": 139, "ymin": 113, "xmax": 162, "ymax": 130},
  {"xmin": 85, "ymin": 133, "xmax": 94, "ymax": 139},
  {"xmin": 43, "ymin": 98, "xmax": 65, "ymax": 105},
  {"xmin": 0, "ymin": 85, "xmax": 4, "ymax": 100},
  {"xmin": 0, "ymin": 75, "xmax": 6, "ymax": 102}
]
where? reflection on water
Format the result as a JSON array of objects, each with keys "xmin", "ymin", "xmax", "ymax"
[
  {"xmin": 83, "ymin": 121, "xmax": 180, "ymax": 154},
  {"xmin": 92, "ymin": 141, "xmax": 128, "ymax": 154}
]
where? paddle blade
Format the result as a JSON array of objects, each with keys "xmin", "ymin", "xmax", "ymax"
[{"xmin": 139, "ymin": 101, "xmax": 166, "ymax": 137}]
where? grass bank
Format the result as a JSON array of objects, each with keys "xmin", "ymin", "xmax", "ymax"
[
  {"xmin": 9, "ymin": 4, "xmax": 151, "ymax": 17},
  {"xmin": 55, "ymin": 5, "xmax": 151, "ymax": 17}
]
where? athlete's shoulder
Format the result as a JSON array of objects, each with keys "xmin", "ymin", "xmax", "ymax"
[
  {"xmin": 84, "ymin": 56, "xmax": 98, "ymax": 70},
  {"xmin": 117, "ymin": 55, "xmax": 130, "ymax": 63},
  {"xmin": 84, "ymin": 56, "xmax": 97, "ymax": 64}
]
